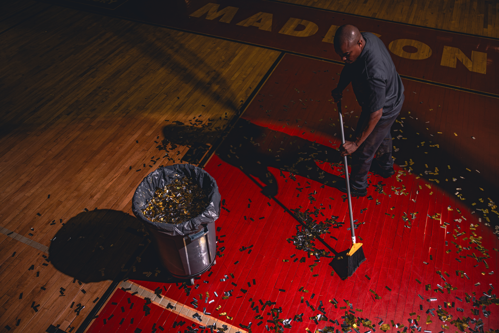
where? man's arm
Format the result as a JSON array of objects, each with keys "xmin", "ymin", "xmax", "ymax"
[
  {"xmin": 341, "ymin": 108, "xmax": 382, "ymax": 156},
  {"xmin": 336, "ymin": 67, "xmax": 352, "ymax": 91},
  {"xmin": 331, "ymin": 67, "xmax": 352, "ymax": 101}
]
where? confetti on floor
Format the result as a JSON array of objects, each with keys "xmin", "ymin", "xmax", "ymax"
[{"xmin": 86, "ymin": 54, "xmax": 499, "ymax": 333}]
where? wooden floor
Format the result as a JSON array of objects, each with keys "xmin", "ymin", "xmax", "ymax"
[
  {"xmin": 278, "ymin": 0, "xmax": 499, "ymax": 38},
  {"xmin": 0, "ymin": 0, "xmax": 498, "ymax": 332}
]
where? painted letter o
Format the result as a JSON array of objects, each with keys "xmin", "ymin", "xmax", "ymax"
[{"xmin": 388, "ymin": 39, "xmax": 432, "ymax": 60}]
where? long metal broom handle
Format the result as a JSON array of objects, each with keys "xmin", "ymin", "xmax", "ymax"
[{"xmin": 337, "ymin": 101, "xmax": 357, "ymax": 245}]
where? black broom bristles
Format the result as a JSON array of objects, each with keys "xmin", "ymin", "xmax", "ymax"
[{"xmin": 329, "ymin": 244, "xmax": 366, "ymax": 280}]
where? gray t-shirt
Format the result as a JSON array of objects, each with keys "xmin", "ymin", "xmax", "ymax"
[{"xmin": 338, "ymin": 32, "xmax": 404, "ymax": 119}]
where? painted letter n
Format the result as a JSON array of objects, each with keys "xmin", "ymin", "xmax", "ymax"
[{"xmin": 441, "ymin": 46, "xmax": 487, "ymax": 74}]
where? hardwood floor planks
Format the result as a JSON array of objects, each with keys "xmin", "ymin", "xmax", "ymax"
[
  {"xmin": 277, "ymin": 0, "xmax": 498, "ymax": 38},
  {"xmin": 0, "ymin": 2, "xmax": 280, "ymax": 331}
]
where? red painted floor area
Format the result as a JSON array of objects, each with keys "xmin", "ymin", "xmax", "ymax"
[
  {"xmin": 86, "ymin": 288, "xmax": 203, "ymax": 332},
  {"xmin": 86, "ymin": 154, "xmax": 498, "ymax": 332},
  {"xmin": 86, "ymin": 54, "xmax": 499, "ymax": 332}
]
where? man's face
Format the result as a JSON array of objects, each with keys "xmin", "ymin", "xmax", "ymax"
[{"xmin": 335, "ymin": 38, "xmax": 364, "ymax": 64}]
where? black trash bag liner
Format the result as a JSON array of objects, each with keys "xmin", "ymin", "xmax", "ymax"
[{"xmin": 132, "ymin": 164, "xmax": 220, "ymax": 236}]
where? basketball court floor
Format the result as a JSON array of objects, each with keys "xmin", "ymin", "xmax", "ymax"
[{"xmin": 1, "ymin": 0, "xmax": 498, "ymax": 332}]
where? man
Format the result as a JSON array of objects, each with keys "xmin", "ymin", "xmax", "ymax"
[{"xmin": 331, "ymin": 24, "xmax": 404, "ymax": 197}]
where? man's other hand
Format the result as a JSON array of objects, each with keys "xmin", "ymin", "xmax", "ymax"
[
  {"xmin": 331, "ymin": 88, "xmax": 342, "ymax": 103},
  {"xmin": 341, "ymin": 141, "xmax": 358, "ymax": 156}
]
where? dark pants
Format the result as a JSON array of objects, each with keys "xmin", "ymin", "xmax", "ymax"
[{"xmin": 350, "ymin": 101, "xmax": 403, "ymax": 190}]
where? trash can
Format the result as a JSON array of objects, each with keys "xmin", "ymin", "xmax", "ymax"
[{"xmin": 132, "ymin": 164, "xmax": 220, "ymax": 282}]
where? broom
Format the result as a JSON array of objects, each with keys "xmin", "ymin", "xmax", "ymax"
[{"xmin": 329, "ymin": 100, "xmax": 366, "ymax": 280}]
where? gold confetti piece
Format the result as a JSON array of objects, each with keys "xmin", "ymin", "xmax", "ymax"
[{"xmin": 380, "ymin": 324, "xmax": 391, "ymax": 331}]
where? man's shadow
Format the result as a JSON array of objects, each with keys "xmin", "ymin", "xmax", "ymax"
[
  {"xmin": 161, "ymin": 118, "xmax": 344, "ymax": 197},
  {"xmin": 217, "ymin": 119, "xmax": 344, "ymax": 197}
]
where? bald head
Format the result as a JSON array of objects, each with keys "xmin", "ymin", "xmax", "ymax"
[
  {"xmin": 334, "ymin": 25, "xmax": 361, "ymax": 49},
  {"xmin": 333, "ymin": 25, "xmax": 365, "ymax": 64}
]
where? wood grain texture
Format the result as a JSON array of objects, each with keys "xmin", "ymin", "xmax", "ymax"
[
  {"xmin": 1, "ymin": 0, "xmax": 497, "ymax": 332},
  {"xmin": 0, "ymin": 3, "xmax": 280, "ymax": 332},
  {"xmin": 274, "ymin": 0, "xmax": 499, "ymax": 38}
]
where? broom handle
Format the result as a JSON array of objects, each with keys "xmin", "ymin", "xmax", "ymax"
[{"xmin": 337, "ymin": 101, "xmax": 357, "ymax": 245}]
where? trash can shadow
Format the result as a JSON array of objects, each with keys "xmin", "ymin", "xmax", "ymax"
[{"xmin": 49, "ymin": 209, "xmax": 146, "ymax": 283}]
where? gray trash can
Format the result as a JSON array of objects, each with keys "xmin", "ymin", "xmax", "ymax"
[{"xmin": 132, "ymin": 164, "xmax": 220, "ymax": 281}]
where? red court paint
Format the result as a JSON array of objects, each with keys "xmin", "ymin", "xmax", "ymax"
[
  {"xmin": 87, "ymin": 152, "xmax": 498, "ymax": 331},
  {"xmin": 84, "ymin": 50, "xmax": 499, "ymax": 332}
]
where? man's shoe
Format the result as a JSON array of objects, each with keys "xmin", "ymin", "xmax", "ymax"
[
  {"xmin": 370, "ymin": 163, "xmax": 395, "ymax": 179},
  {"xmin": 337, "ymin": 183, "xmax": 367, "ymax": 197},
  {"xmin": 376, "ymin": 168, "xmax": 395, "ymax": 179}
]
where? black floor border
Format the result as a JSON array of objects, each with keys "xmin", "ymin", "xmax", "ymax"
[
  {"xmin": 399, "ymin": 74, "xmax": 499, "ymax": 99},
  {"xmin": 268, "ymin": 0, "xmax": 499, "ymax": 42},
  {"xmin": 199, "ymin": 52, "xmax": 286, "ymax": 168}
]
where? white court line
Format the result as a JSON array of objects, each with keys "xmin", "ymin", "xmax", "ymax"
[
  {"xmin": 0, "ymin": 226, "xmax": 49, "ymax": 253},
  {"xmin": 119, "ymin": 281, "xmax": 247, "ymax": 333}
]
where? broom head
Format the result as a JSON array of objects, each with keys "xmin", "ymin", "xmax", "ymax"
[{"xmin": 329, "ymin": 243, "xmax": 366, "ymax": 280}]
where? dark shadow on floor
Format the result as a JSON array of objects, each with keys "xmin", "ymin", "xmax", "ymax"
[
  {"xmin": 49, "ymin": 209, "xmax": 146, "ymax": 283},
  {"xmin": 389, "ymin": 117, "xmax": 499, "ymax": 230},
  {"xmin": 49, "ymin": 209, "xmax": 209, "ymax": 284},
  {"xmin": 160, "ymin": 113, "xmax": 499, "ymax": 232},
  {"xmin": 160, "ymin": 118, "xmax": 345, "ymax": 197},
  {"xmin": 0, "ymin": 0, "xmax": 240, "ymax": 137},
  {"xmin": 217, "ymin": 118, "xmax": 344, "ymax": 197},
  {"xmin": 125, "ymin": 243, "xmax": 196, "ymax": 284},
  {"xmin": 50, "ymin": 210, "xmax": 218, "ymax": 285}
]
